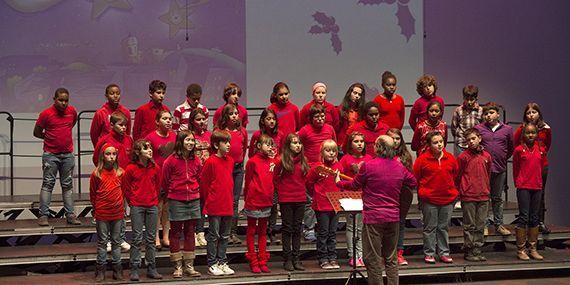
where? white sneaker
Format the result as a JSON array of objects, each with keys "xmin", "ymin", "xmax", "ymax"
[
  {"xmin": 120, "ymin": 241, "xmax": 131, "ymax": 252},
  {"xmin": 106, "ymin": 242, "xmax": 112, "ymax": 252},
  {"xmin": 218, "ymin": 263, "xmax": 235, "ymax": 275},
  {"xmin": 454, "ymin": 201, "xmax": 462, "ymax": 209},
  {"xmin": 208, "ymin": 263, "xmax": 224, "ymax": 276},
  {"xmin": 197, "ymin": 232, "xmax": 207, "ymax": 246}
]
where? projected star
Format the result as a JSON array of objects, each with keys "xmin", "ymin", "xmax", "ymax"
[
  {"xmin": 159, "ymin": 0, "xmax": 194, "ymax": 38},
  {"xmin": 90, "ymin": 0, "xmax": 132, "ymax": 20}
]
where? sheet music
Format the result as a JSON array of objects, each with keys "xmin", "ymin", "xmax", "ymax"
[{"xmin": 339, "ymin": 198, "xmax": 363, "ymax": 211}]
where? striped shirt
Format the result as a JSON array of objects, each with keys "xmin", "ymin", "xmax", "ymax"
[{"xmin": 451, "ymin": 104, "xmax": 483, "ymax": 149}]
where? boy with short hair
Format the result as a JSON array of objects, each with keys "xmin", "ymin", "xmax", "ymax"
[
  {"xmin": 457, "ymin": 128, "xmax": 492, "ymax": 261},
  {"xmin": 409, "ymin": 74, "xmax": 445, "ymax": 131},
  {"xmin": 90, "ymin": 84, "xmax": 132, "ymax": 147},
  {"xmin": 172, "ymin": 83, "xmax": 209, "ymax": 132},
  {"xmin": 212, "ymin": 82, "xmax": 249, "ymax": 128},
  {"xmin": 34, "ymin": 88, "xmax": 81, "ymax": 226},
  {"xmin": 451, "ymin": 85, "xmax": 483, "ymax": 156},
  {"xmin": 132, "ymin": 80, "xmax": 170, "ymax": 141},
  {"xmin": 200, "ymin": 130, "xmax": 236, "ymax": 276},
  {"xmin": 474, "ymin": 103, "xmax": 514, "ymax": 236},
  {"xmin": 93, "ymin": 112, "xmax": 134, "ymax": 169}
]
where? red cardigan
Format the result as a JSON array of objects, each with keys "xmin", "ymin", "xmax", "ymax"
[
  {"xmin": 244, "ymin": 153, "xmax": 275, "ymax": 210},
  {"xmin": 457, "ymin": 148, "xmax": 492, "ymax": 202},
  {"xmin": 513, "ymin": 143, "xmax": 545, "ymax": 190},
  {"xmin": 306, "ymin": 161, "xmax": 342, "ymax": 211},
  {"xmin": 162, "ymin": 154, "xmax": 202, "ymax": 202},
  {"xmin": 122, "ymin": 161, "xmax": 161, "ymax": 207},
  {"xmin": 92, "ymin": 131, "xmax": 133, "ymax": 169},
  {"xmin": 200, "ymin": 155, "xmax": 235, "ymax": 216},
  {"xmin": 413, "ymin": 150, "xmax": 459, "ymax": 206},
  {"xmin": 89, "ymin": 169, "xmax": 124, "ymax": 221},
  {"xmin": 274, "ymin": 156, "xmax": 308, "ymax": 203}
]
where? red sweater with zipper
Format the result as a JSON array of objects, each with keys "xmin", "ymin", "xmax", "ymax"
[
  {"xmin": 92, "ymin": 131, "xmax": 133, "ymax": 169},
  {"xmin": 244, "ymin": 153, "xmax": 275, "ymax": 210},
  {"xmin": 162, "ymin": 154, "xmax": 202, "ymax": 202},
  {"xmin": 413, "ymin": 150, "xmax": 459, "ymax": 206},
  {"xmin": 306, "ymin": 161, "xmax": 342, "ymax": 212},
  {"xmin": 457, "ymin": 147, "xmax": 492, "ymax": 202},
  {"xmin": 200, "ymin": 154, "xmax": 234, "ymax": 216},
  {"xmin": 274, "ymin": 156, "xmax": 308, "ymax": 203},
  {"xmin": 513, "ymin": 143, "xmax": 545, "ymax": 190},
  {"xmin": 122, "ymin": 161, "xmax": 161, "ymax": 207},
  {"xmin": 89, "ymin": 168, "xmax": 124, "ymax": 221}
]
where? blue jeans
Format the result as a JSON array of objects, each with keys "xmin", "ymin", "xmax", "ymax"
[
  {"xmin": 315, "ymin": 211, "xmax": 339, "ymax": 263},
  {"xmin": 130, "ymin": 206, "xmax": 158, "ymax": 267},
  {"xmin": 517, "ymin": 189, "xmax": 542, "ymax": 228},
  {"xmin": 303, "ymin": 192, "xmax": 316, "ymax": 231},
  {"xmin": 346, "ymin": 213, "xmax": 363, "ymax": 259},
  {"xmin": 489, "ymin": 171, "xmax": 507, "ymax": 226},
  {"xmin": 96, "ymin": 219, "xmax": 122, "ymax": 265},
  {"xmin": 206, "ymin": 215, "xmax": 232, "ymax": 267},
  {"xmin": 422, "ymin": 201, "xmax": 453, "ymax": 257},
  {"xmin": 232, "ymin": 163, "xmax": 244, "ymax": 218},
  {"xmin": 39, "ymin": 152, "xmax": 75, "ymax": 217}
]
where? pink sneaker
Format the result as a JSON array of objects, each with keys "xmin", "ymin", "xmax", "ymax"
[
  {"xmin": 356, "ymin": 258, "xmax": 365, "ymax": 267},
  {"xmin": 424, "ymin": 255, "xmax": 436, "ymax": 264},
  {"xmin": 440, "ymin": 255, "xmax": 453, "ymax": 263},
  {"xmin": 348, "ymin": 258, "xmax": 355, "ymax": 267},
  {"xmin": 397, "ymin": 249, "xmax": 408, "ymax": 266}
]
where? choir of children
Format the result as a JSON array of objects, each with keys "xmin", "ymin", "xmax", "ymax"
[{"xmin": 34, "ymin": 74, "xmax": 550, "ymax": 281}]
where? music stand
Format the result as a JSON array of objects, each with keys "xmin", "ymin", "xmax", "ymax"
[{"xmin": 326, "ymin": 191, "xmax": 367, "ymax": 285}]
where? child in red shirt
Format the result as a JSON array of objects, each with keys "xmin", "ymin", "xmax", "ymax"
[
  {"xmin": 122, "ymin": 139, "xmax": 163, "ymax": 281},
  {"xmin": 337, "ymin": 83, "xmax": 366, "ymax": 150},
  {"xmin": 299, "ymin": 104, "xmax": 337, "ymax": 164},
  {"xmin": 300, "ymin": 82, "xmax": 340, "ymax": 131},
  {"xmin": 200, "ymin": 131, "xmax": 236, "ymax": 276},
  {"xmin": 34, "ymin": 88, "xmax": 81, "ymax": 226},
  {"xmin": 340, "ymin": 132, "xmax": 372, "ymax": 267},
  {"xmin": 145, "ymin": 110, "xmax": 176, "ymax": 249},
  {"xmin": 345, "ymin": 101, "xmax": 389, "ymax": 157},
  {"xmin": 90, "ymin": 84, "xmax": 132, "ymax": 146},
  {"xmin": 274, "ymin": 133, "xmax": 310, "ymax": 271},
  {"xmin": 412, "ymin": 101, "xmax": 448, "ymax": 156},
  {"xmin": 133, "ymin": 80, "xmax": 170, "ymax": 141},
  {"xmin": 173, "ymin": 83, "xmax": 209, "ymax": 132},
  {"xmin": 244, "ymin": 135, "xmax": 276, "ymax": 273},
  {"xmin": 162, "ymin": 131, "xmax": 202, "ymax": 278},
  {"xmin": 91, "ymin": 145, "xmax": 125, "ymax": 281},
  {"xmin": 374, "ymin": 71, "xmax": 406, "ymax": 130},
  {"xmin": 213, "ymin": 82, "xmax": 249, "ymax": 128},
  {"xmin": 457, "ymin": 128, "xmax": 492, "ymax": 262},
  {"xmin": 93, "ymin": 112, "xmax": 133, "ymax": 169},
  {"xmin": 268, "ymin": 82, "xmax": 300, "ymax": 136},
  {"xmin": 306, "ymin": 140, "xmax": 342, "ymax": 270},
  {"xmin": 409, "ymin": 74, "xmax": 445, "ymax": 131},
  {"xmin": 513, "ymin": 123, "xmax": 546, "ymax": 261}
]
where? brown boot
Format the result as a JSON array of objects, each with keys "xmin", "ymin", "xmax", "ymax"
[
  {"xmin": 183, "ymin": 251, "xmax": 202, "ymax": 277},
  {"xmin": 170, "ymin": 252, "xmax": 183, "ymax": 278},
  {"xmin": 528, "ymin": 227, "xmax": 544, "ymax": 260},
  {"xmin": 515, "ymin": 227, "xmax": 530, "ymax": 261}
]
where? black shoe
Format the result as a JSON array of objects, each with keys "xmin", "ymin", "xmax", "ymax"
[
  {"xmin": 112, "ymin": 264, "xmax": 124, "ymax": 281},
  {"xmin": 539, "ymin": 222, "xmax": 551, "ymax": 234},
  {"xmin": 293, "ymin": 259, "xmax": 305, "ymax": 271},
  {"xmin": 95, "ymin": 264, "xmax": 105, "ymax": 282},
  {"xmin": 283, "ymin": 259, "xmax": 295, "ymax": 271},
  {"xmin": 147, "ymin": 264, "xmax": 163, "ymax": 279},
  {"xmin": 130, "ymin": 265, "xmax": 140, "ymax": 281}
]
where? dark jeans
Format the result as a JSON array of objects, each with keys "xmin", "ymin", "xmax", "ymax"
[
  {"xmin": 196, "ymin": 200, "xmax": 206, "ymax": 233},
  {"xmin": 206, "ymin": 215, "xmax": 232, "ymax": 267},
  {"xmin": 130, "ymin": 205, "xmax": 158, "ymax": 267},
  {"xmin": 280, "ymin": 202, "xmax": 305, "ymax": 260},
  {"xmin": 397, "ymin": 216, "xmax": 406, "ymax": 250},
  {"xmin": 363, "ymin": 222, "xmax": 399, "ymax": 285},
  {"xmin": 232, "ymin": 163, "xmax": 244, "ymax": 218},
  {"xmin": 517, "ymin": 189, "xmax": 542, "ymax": 228},
  {"xmin": 315, "ymin": 211, "xmax": 339, "ymax": 263},
  {"xmin": 489, "ymin": 171, "xmax": 507, "ymax": 226},
  {"xmin": 267, "ymin": 192, "xmax": 279, "ymax": 234},
  {"xmin": 96, "ymin": 219, "xmax": 122, "ymax": 265},
  {"xmin": 303, "ymin": 192, "xmax": 316, "ymax": 231},
  {"xmin": 462, "ymin": 201, "xmax": 489, "ymax": 254},
  {"xmin": 39, "ymin": 152, "xmax": 75, "ymax": 217}
]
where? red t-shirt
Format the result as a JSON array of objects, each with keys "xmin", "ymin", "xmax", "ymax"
[
  {"xmin": 346, "ymin": 121, "xmax": 390, "ymax": 157},
  {"xmin": 36, "ymin": 105, "xmax": 77, "ymax": 153},
  {"xmin": 132, "ymin": 100, "xmax": 170, "ymax": 141},
  {"xmin": 298, "ymin": 123, "xmax": 337, "ymax": 164},
  {"xmin": 145, "ymin": 130, "xmax": 176, "ymax": 168},
  {"xmin": 90, "ymin": 102, "xmax": 132, "ymax": 146},
  {"xmin": 268, "ymin": 101, "xmax": 300, "ymax": 137},
  {"xmin": 373, "ymin": 94, "xmax": 405, "ymax": 130},
  {"xmin": 200, "ymin": 155, "xmax": 235, "ymax": 216}
]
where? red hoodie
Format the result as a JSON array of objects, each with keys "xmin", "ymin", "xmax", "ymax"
[
  {"xmin": 457, "ymin": 147, "xmax": 492, "ymax": 202},
  {"xmin": 92, "ymin": 131, "xmax": 133, "ymax": 169},
  {"xmin": 244, "ymin": 153, "xmax": 275, "ymax": 210},
  {"xmin": 306, "ymin": 161, "xmax": 342, "ymax": 211},
  {"xmin": 122, "ymin": 161, "xmax": 161, "ymax": 207},
  {"xmin": 274, "ymin": 156, "xmax": 308, "ymax": 203},
  {"xmin": 200, "ymin": 154, "xmax": 234, "ymax": 216},
  {"xmin": 413, "ymin": 150, "xmax": 459, "ymax": 206},
  {"xmin": 90, "ymin": 168, "xmax": 124, "ymax": 221},
  {"xmin": 513, "ymin": 143, "xmax": 545, "ymax": 191},
  {"xmin": 268, "ymin": 101, "xmax": 300, "ymax": 137},
  {"xmin": 162, "ymin": 154, "xmax": 202, "ymax": 202}
]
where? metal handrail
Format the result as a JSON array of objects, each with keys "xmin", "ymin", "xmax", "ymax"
[{"xmin": 0, "ymin": 111, "xmax": 14, "ymax": 195}]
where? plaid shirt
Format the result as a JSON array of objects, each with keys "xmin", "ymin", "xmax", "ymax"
[
  {"xmin": 451, "ymin": 103, "xmax": 483, "ymax": 149},
  {"xmin": 172, "ymin": 100, "xmax": 209, "ymax": 132}
]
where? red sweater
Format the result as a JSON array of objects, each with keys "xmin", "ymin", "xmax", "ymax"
[
  {"xmin": 300, "ymin": 100, "xmax": 340, "ymax": 132},
  {"xmin": 122, "ymin": 161, "xmax": 161, "ymax": 207},
  {"xmin": 89, "ymin": 169, "xmax": 124, "ymax": 221},
  {"xmin": 413, "ymin": 150, "xmax": 459, "ymax": 206},
  {"xmin": 513, "ymin": 124, "xmax": 551, "ymax": 166},
  {"xmin": 409, "ymin": 95, "xmax": 445, "ymax": 131},
  {"xmin": 35, "ymin": 105, "xmax": 77, "ymax": 153},
  {"xmin": 248, "ymin": 130, "xmax": 284, "ymax": 158},
  {"xmin": 340, "ymin": 153, "xmax": 373, "ymax": 178},
  {"xmin": 268, "ymin": 101, "xmax": 300, "ymax": 137},
  {"xmin": 411, "ymin": 119, "xmax": 448, "ymax": 155},
  {"xmin": 346, "ymin": 121, "xmax": 389, "ymax": 157},
  {"xmin": 162, "ymin": 154, "xmax": 202, "ymax": 202},
  {"xmin": 225, "ymin": 128, "xmax": 248, "ymax": 164},
  {"xmin": 298, "ymin": 123, "xmax": 337, "ymax": 164},
  {"xmin": 145, "ymin": 130, "xmax": 176, "ymax": 167},
  {"xmin": 457, "ymin": 148, "xmax": 492, "ymax": 202},
  {"xmin": 513, "ymin": 144, "xmax": 545, "ymax": 190},
  {"xmin": 90, "ymin": 102, "xmax": 132, "ymax": 146},
  {"xmin": 200, "ymin": 155, "xmax": 235, "ymax": 216},
  {"xmin": 306, "ymin": 161, "xmax": 342, "ymax": 211},
  {"xmin": 92, "ymin": 131, "xmax": 133, "ymax": 169},
  {"xmin": 244, "ymin": 153, "xmax": 275, "ymax": 210},
  {"xmin": 373, "ymin": 94, "xmax": 405, "ymax": 130},
  {"xmin": 213, "ymin": 104, "xmax": 249, "ymax": 128},
  {"xmin": 337, "ymin": 107, "xmax": 360, "ymax": 150},
  {"xmin": 132, "ymin": 100, "xmax": 170, "ymax": 141},
  {"xmin": 274, "ymin": 156, "xmax": 308, "ymax": 203}
]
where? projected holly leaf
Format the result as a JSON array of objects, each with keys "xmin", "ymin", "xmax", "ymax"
[
  {"xmin": 309, "ymin": 25, "xmax": 324, "ymax": 34},
  {"xmin": 396, "ymin": 3, "xmax": 415, "ymax": 41},
  {"xmin": 357, "ymin": 0, "xmax": 396, "ymax": 4},
  {"xmin": 312, "ymin": 11, "xmax": 335, "ymax": 26},
  {"xmin": 331, "ymin": 33, "xmax": 342, "ymax": 54}
]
